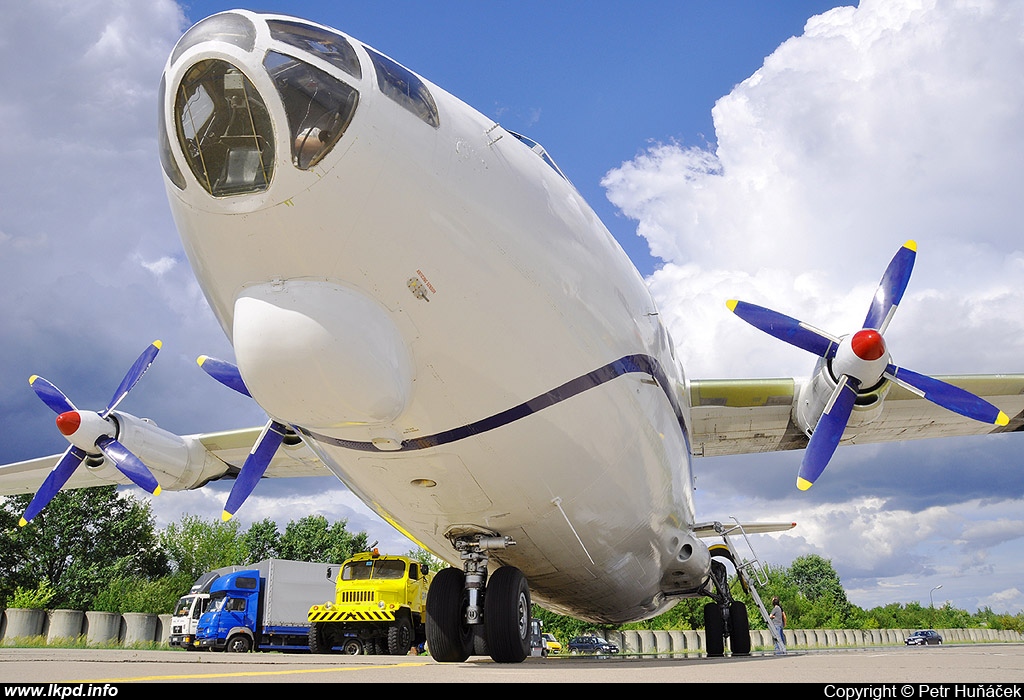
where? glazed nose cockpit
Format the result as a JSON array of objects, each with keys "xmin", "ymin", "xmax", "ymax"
[{"xmin": 160, "ymin": 13, "xmax": 362, "ymax": 197}]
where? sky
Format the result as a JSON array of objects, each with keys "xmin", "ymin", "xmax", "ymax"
[{"xmin": 2, "ymin": 0, "xmax": 1024, "ymax": 616}]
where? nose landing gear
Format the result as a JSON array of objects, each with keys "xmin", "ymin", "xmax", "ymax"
[{"xmin": 425, "ymin": 533, "xmax": 532, "ymax": 663}]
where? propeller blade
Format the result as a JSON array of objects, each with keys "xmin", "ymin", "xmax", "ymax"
[
  {"xmin": 797, "ymin": 376, "xmax": 859, "ymax": 491},
  {"xmin": 863, "ymin": 240, "xmax": 916, "ymax": 333},
  {"xmin": 103, "ymin": 340, "xmax": 162, "ymax": 417},
  {"xmin": 96, "ymin": 436, "xmax": 162, "ymax": 495},
  {"xmin": 885, "ymin": 365, "xmax": 1010, "ymax": 426},
  {"xmin": 19, "ymin": 446, "xmax": 87, "ymax": 526},
  {"xmin": 727, "ymin": 300, "xmax": 840, "ymax": 358},
  {"xmin": 197, "ymin": 355, "xmax": 252, "ymax": 397},
  {"xmin": 222, "ymin": 420, "xmax": 287, "ymax": 521},
  {"xmin": 29, "ymin": 375, "xmax": 77, "ymax": 414}
]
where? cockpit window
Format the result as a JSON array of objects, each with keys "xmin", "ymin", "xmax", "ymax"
[
  {"xmin": 507, "ymin": 130, "xmax": 570, "ymax": 182},
  {"xmin": 158, "ymin": 75, "xmax": 186, "ymax": 190},
  {"xmin": 263, "ymin": 51, "xmax": 359, "ymax": 170},
  {"xmin": 174, "ymin": 59, "xmax": 275, "ymax": 196},
  {"xmin": 363, "ymin": 47, "xmax": 439, "ymax": 128},
  {"xmin": 266, "ymin": 20, "xmax": 362, "ymax": 80},
  {"xmin": 171, "ymin": 13, "xmax": 256, "ymax": 66}
]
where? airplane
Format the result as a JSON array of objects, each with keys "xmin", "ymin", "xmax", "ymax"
[{"xmin": 3, "ymin": 9, "xmax": 1024, "ymax": 663}]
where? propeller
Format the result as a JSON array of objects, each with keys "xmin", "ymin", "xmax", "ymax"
[
  {"xmin": 20, "ymin": 341, "xmax": 164, "ymax": 526},
  {"xmin": 197, "ymin": 355, "xmax": 289, "ymax": 521},
  {"xmin": 727, "ymin": 240, "xmax": 1009, "ymax": 491}
]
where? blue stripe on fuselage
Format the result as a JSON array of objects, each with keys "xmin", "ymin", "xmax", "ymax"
[{"xmin": 298, "ymin": 354, "xmax": 689, "ymax": 453}]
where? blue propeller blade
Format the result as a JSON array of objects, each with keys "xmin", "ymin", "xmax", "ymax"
[
  {"xmin": 863, "ymin": 241, "xmax": 916, "ymax": 333},
  {"xmin": 29, "ymin": 375, "xmax": 76, "ymax": 414},
  {"xmin": 96, "ymin": 436, "xmax": 162, "ymax": 495},
  {"xmin": 797, "ymin": 377, "xmax": 859, "ymax": 490},
  {"xmin": 222, "ymin": 420, "xmax": 287, "ymax": 521},
  {"xmin": 104, "ymin": 340, "xmax": 162, "ymax": 417},
  {"xmin": 885, "ymin": 365, "xmax": 1010, "ymax": 426},
  {"xmin": 727, "ymin": 300, "xmax": 839, "ymax": 359},
  {"xmin": 197, "ymin": 355, "xmax": 252, "ymax": 397},
  {"xmin": 20, "ymin": 446, "xmax": 87, "ymax": 526}
]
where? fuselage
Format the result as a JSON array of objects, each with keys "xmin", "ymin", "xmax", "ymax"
[{"xmin": 160, "ymin": 10, "xmax": 702, "ymax": 624}]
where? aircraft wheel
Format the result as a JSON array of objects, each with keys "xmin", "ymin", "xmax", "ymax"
[
  {"xmin": 425, "ymin": 567, "xmax": 473, "ymax": 662},
  {"xmin": 484, "ymin": 566, "xmax": 531, "ymax": 663},
  {"xmin": 704, "ymin": 602, "xmax": 725, "ymax": 657},
  {"xmin": 729, "ymin": 601, "xmax": 751, "ymax": 656},
  {"xmin": 388, "ymin": 616, "xmax": 414, "ymax": 655}
]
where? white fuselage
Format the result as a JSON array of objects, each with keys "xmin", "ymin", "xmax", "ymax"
[{"xmin": 161, "ymin": 10, "xmax": 700, "ymax": 624}]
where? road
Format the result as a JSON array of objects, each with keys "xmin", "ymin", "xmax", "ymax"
[{"xmin": 1, "ymin": 645, "xmax": 1023, "ymax": 684}]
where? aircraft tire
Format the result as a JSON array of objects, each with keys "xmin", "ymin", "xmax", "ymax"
[
  {"xmin": 484, "ymin": 566, "xmax": 531, "ymax": 663},
  {"xmin": 425, "ymin": 567, "xmax": 473, "ymax": 662},
  {"xmin": 729, "ymin": 601, "xmax": 751, "ymax": 656},
  {"xmin": 704, "ymin": 602, "xmax": 725, "ymax": 657}
]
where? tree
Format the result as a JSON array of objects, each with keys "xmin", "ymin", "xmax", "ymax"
[
  {"xmin": 277, "ymin": 514, "xmax": 367, "ymax": 564},
  {"xmin": 242, "ymin": 518, "xmax": 281, "ymax": 562},
  {"xmin": 159, "ymin": 513, "xmax": 246, "ymax": 581},
  {"xmin": 0, "ymin": 487, "xmax": 167, "ymax": 610}
]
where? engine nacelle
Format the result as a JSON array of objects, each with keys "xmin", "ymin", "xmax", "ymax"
[
  {"xmin": 795, "ymin": 356, "xmax": 891, "ymax": 437},
  {"xmin": 85, "ymin": 411, "xmax": 234, "ymax": 491}
]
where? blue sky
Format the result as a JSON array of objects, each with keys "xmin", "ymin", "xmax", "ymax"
[{"xmin": 3, "ymin": 0, "xmax": 1024, "ymax": 616}]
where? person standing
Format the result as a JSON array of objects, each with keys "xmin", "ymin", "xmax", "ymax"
[{"xmin": 769, "ymin": 596, "xmax": 787, "ymax": 653}]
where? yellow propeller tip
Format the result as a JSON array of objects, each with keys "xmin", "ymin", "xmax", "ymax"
[
  {"xmin": 796, "ymin": 477, "xmax": 813, "ymax": 491},
  {"xmin": 28, "ymin": 375, "xmax": 38, "ymax": 384},
  {"xmin": 153, "ymin": 340, "xmax": 163, "ymax": 349},
  {"xmin": 222, "ymin": 511, "xmax": 234, "ymax": 522},
  {"xmin": 153, "ymin": 486, "xmax": 162, "ymax": 496},
  {"xmin": 904, "ymin": 240, "xmax": 917, "ymax": 252},
  {"xmin": 18, "ymin": 518, "xmax": 28, "ymax": 528},
  {"xmin": 726, "ymin": 299, "xmax": 738, "ymax": 312},
  {"xmin": 197, "ymin": 355, "xmax": 208, "ymax": 367},
  {"xmin": 996, "ymin": 411, "xmax": 1010, "ymax": 427}
]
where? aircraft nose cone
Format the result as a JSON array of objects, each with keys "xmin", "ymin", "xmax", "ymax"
[
  {"xmin": 851, "ymin": 329, "xmax": 886, "ymax": 361},
  {"xmin": 55, "ymin": 411, "xmax": 81, "ymax": 436},
  {"xmin": 232, "ymin": 281, "xmax": 414, "ymax": 428}
]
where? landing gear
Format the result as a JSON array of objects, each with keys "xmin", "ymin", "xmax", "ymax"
[
  {"xmin": 701, "ymin": 556, "xmax": 753, "ymax": 657},
  {"xmin": 425, "ymin": 532, "xmax": 530, "ymax": 664}
]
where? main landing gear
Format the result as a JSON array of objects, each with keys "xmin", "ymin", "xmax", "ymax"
[{"xmin": 425, "ymin": 533, "xmax": 532, "ymax": 664}]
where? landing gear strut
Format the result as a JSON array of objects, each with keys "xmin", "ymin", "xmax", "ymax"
[
  {"xmin": 425, "ymin": 533, "xmax": 531, "ymax": 663},
  {"xmin": 701, "ymin": 552, "xmax": 752, "ymax": 657}
]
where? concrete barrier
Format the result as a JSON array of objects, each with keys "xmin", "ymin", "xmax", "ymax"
[
  {"xmin": 123, "ymin": 613, "xmax": 159, "ymax": 646},
  {"xmin": 2, "ymin": 609, "xmax": 46, "ymax": 641},
  {"xmin": 85, "ymin": 611, "xmax": 122, "ymax": 646},
  {"xmin": 47, "ymin": 610, "xmax": 85, "ymax": 643}
]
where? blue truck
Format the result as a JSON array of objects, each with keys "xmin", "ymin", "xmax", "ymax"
[{"xmin": 194, "ymin": 558, "xmax": 339, "ymax": 652}]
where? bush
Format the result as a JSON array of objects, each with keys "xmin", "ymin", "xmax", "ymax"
[{"xmin": 10, "ymin": 580, "xmax": 55, "ymax": 610}]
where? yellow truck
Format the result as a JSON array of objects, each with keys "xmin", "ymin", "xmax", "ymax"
[{"xmin": 307, "ymin": 549, "xmax": 432, "ymax": 655}]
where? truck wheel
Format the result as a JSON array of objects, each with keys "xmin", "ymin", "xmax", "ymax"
[
  {"xmin": 484, "ymin": 566, "xmax": 531, "ymax": 663},
  {"xmin": 425, "ymin": 567, "xmax": 473, "ymax": 662},
  {"xmin": 226, "ymin": 634, "xmax": 252, "ymax": 653},
  {"xmin": 309, "ymin": 623, "xmax": 332, "ymax": 654},
  {"xmin": 341, "ymin": 638, "xmax": 364, "ymax": 655},
  {"xmin": 387, "ymin": 616, "xmax": 414, "ymax": 655}
]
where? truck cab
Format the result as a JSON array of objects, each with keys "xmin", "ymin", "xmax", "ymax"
[
  {"xmin": 308, "ymin": 550, "xmax": 432, "ymax": 655},
  {"xmin": 169, "ymin": 570, "xmax": 221, "ymax": 649},
  {"xmin": 196, "ymin": 570, "xmax": 261, "ymax": 652}
]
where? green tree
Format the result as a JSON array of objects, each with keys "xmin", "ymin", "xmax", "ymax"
[
  {"xmin": 278, "ymin": 514, "xmax": 367, "ymax": 564},
  {"xmin": 0, "ymin": 487, "xmax": 167, "ymax": 610},
  {"xmin": 159, "ymin": 513, "xmax": 246, "ymax": 580},
  {"xmin": 242, "ymin": 518, "xmax": 281, "ymax": 562}
]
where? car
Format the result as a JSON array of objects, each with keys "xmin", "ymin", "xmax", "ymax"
[
  {"xmin": 567, "ymin": 635, "xmax": 619, "ymax": 655},
  {"xmin": 905, "ymin": 630, "xmax": 943, "ymax": 646},
  {"xmin": 541, "ymin": 633, "xmax": 562, "ymax": 654}
]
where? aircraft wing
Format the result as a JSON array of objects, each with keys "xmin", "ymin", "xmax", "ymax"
[
  {"xmin": 0, "ymin": 426, "xmax": 331, "ymax": 497},
  {"xmin": 689, "ymin": 375, "xmax": 1024, "ymax": 458}
]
